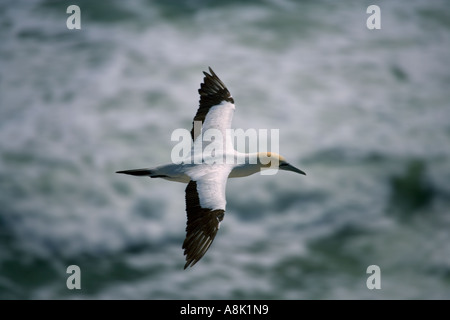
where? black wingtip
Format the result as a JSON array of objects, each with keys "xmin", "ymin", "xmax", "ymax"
[
  {"xmin": 183, "ymin": 259, "xmax": 198, "ymax": 270},
  {"xmin": 203, "ymin": 66, "xmax": 216, "ymax": 77}
]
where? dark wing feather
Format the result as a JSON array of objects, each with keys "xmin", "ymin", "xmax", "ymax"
[
  {"xmin": 190, "ymin": 67, "xmax": 234, "ymax": 140},
  {"xmin": 183, "ymin": 180, "xmax": 225, "ymax": 269}
]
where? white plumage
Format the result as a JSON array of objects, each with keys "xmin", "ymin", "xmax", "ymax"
[{"xmin": 117, "ymin": 67, "xmax": 306, "ymax": 269}]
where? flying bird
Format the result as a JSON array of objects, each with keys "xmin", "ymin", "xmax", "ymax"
[{"xmin": 116, "ymin": 67, "xmax": 306, "ymax": 269}]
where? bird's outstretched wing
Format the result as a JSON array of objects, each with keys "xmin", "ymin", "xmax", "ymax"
[
  {"xmin": 191, "ymin": 67, "xmax": 235, "ymax": 142},
  {"xmin": 182, "ymin": 168, "xmax": 230, "ymax": 269}
]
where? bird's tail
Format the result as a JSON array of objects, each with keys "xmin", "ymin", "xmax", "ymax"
[{"xmin": 116, "ymin": 168, "xmax": 153, "ymax": 176}]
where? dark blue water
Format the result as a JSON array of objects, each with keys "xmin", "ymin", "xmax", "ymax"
[{"xmin": 1, "ymin": 0, "xmax": 449, "ymax": 299}]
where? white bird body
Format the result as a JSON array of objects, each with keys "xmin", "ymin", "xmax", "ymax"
[{"xmin": 117, "ymin": 68, "xmax": 305, "ymax": 269}]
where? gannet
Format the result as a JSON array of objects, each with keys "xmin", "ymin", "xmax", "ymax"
[{"xmin": 117, "ymin": 67, "xmax": 306, "ymax": 269}]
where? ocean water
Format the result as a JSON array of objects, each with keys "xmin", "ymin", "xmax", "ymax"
[{"xmin": 1, "ymin": 0, "xmax": 450, "ymax": 299}]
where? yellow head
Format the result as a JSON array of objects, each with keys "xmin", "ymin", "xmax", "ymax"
[{"xmin": 257, "ymin": 152, "xmax": 306, "ymax": 175}]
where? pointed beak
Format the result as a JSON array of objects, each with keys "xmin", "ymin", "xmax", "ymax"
[{"xmin": 281, "ymin": 163, "xmax": 306, "ymax": 176}]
